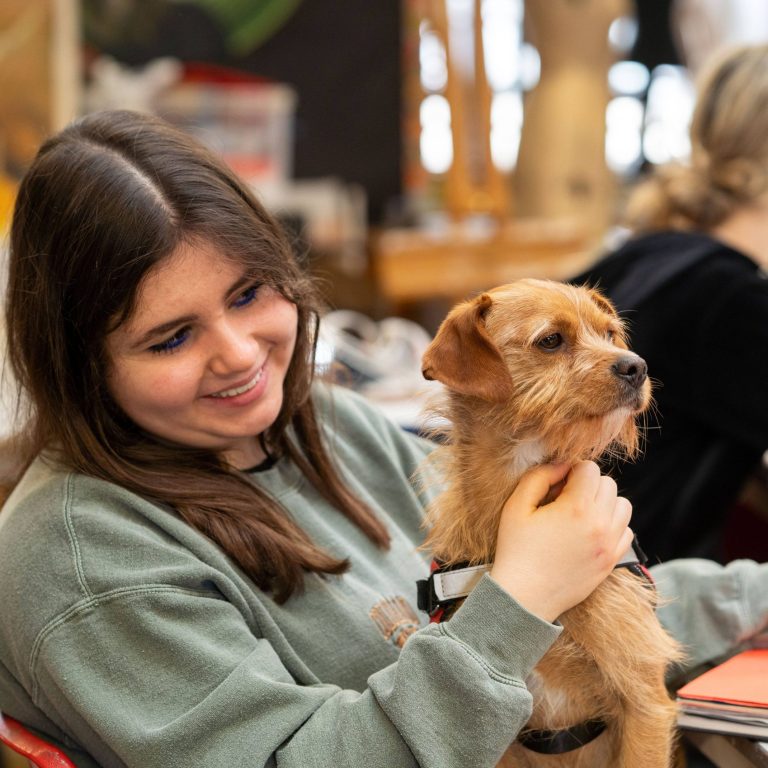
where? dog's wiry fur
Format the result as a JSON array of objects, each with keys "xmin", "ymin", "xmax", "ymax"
[{"xmin": 421, "ymin": 279, "xmax": 683, "ymax": 768}]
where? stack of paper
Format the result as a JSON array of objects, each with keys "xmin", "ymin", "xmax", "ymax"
[{"xmin": 677, "ymin": 649, "xmax": 768, "ymax": 740}]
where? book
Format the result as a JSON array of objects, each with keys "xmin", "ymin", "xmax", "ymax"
[
  {"xmin": 678, "ymin": 713, "xmax": 768, "ymax": 742},
  {"xmin": 677, "ymin": 649, "xmax": 768, "ymax": 741}
]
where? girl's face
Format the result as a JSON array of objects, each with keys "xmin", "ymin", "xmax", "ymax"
[{"xmin": 105, "ymin": 239, "xmax": 298, "ymax": 469}]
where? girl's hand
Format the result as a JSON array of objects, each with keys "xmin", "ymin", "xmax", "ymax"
[{"xmin": 490, "ymin": 461, "xmax": 633, "ymax": 622}]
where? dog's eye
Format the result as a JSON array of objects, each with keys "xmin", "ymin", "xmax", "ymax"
[
  {"xmin": 537, "ymin": 333, "xmax": 563, "ymax": 350},
  {"xmin": 606, "ymin": 329, "xmax": 615, "ymax": 341}
]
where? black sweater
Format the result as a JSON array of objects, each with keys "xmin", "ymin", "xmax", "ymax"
[{"xmin": 573, "ymin": 230, "xmax": 768, "ymax": 563}]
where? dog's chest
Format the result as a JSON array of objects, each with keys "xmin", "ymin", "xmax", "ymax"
[
  {"xmin": 525, "ymin": 570, "xmax": 661, "ymax": 723},
  {"xmin": 505, "ymin": 439, "xmax": 547, "ymax": 479},
  {"xmin": 525, "ymin": 672, "xmax": 573, "ymax": 716}
]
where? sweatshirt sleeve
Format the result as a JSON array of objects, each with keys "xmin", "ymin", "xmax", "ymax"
[
  {"xmin": 33, "ymin": 575, "xmax": 560, "ymax": 768},
  {"xmin": 651, "ymin": 558, "xmax": 768, "ymax": 672}
]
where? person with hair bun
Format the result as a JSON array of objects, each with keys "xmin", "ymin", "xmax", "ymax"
[{"xmin": 574, "ymin": 43, "xmax": 768, "ymax": 565}]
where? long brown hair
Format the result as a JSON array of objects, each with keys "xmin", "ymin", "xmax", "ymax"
[
  {"xmin": 625, "ymin": 44, "xmax": 768, "ymax": 232},
  {"xmin": 5, "ymin": 109, "xmax": 389, "ymax": 602}
]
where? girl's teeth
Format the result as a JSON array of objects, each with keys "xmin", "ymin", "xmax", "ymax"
[{"xmin": 211, "ymin": 369, "xmax": 262, "ymax": 398}]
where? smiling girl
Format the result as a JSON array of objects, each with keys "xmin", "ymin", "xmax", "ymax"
[
  {"xmin": 106, "ymin": 240, "xmax": 299, "ymax": 468},
  {"xmin": 0, "ymin": 110, "xmax": 766, "ymax": 768}
]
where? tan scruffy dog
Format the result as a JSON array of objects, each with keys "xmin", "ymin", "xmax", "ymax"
[{"xmin": 420, "ymin": 279, "xmax": 683, "ymax": 768}]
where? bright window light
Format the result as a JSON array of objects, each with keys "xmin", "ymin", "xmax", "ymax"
[
  {"xmin": 419, "ymin": 27, "xmax": 448, "ymax": 92},
  {"xmin": 606, "ymin": 96, "xmax": 644, "ymax": 174},
  {"xmin": 491, "ymin": 90, "xmax": 523, "ymax": 171},
  {"xmin": 420, "ymin": 94, "xmax": 453, "ymax": 174},
  {"xmin": 519, "ymin": 43, "xmax": 540, "ymax": 90},
  {"xmin": 609, "ymin": 60, "xmax": 650, "ymax": 96},
  {"xmin": 608, "ymin": 15, "xmax": 639, "ymax": 53},
  {"xmin": 446, "ymin": 0, "xmax": 475, "ymax": 79},
  {"xmin": 643, "ymin": 65, "xmax": 695, "ymax": 165},
  {"xmin": 417, "ymin": 0, "xmax": 528, "ymax": 177},
  {"xmin": 482, "ymin": 0, "xmax": 524, "ymax": 91}
]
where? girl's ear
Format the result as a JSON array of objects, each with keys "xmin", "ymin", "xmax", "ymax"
[{"xmin": 422, "ymin": 293, "xmax": 513, "ymax": 402}]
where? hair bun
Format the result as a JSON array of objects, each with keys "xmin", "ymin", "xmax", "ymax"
[{"xmin": 707, "ymin": 157, "xmax": 768, "ymax": 199}]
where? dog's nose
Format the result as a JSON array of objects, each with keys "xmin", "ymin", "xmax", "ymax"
[{"xmin": 612, "ymin": 355, "xmax": 648, "ymax": 389}]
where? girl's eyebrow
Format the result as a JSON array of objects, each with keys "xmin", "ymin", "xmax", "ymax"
[
  {"xmin": 131, "ymin": 272, "xmax": 254, "ymax": 349},
  {"xmin": 134, "ymin": 314, "xmax": 197, "ymax": 348}
]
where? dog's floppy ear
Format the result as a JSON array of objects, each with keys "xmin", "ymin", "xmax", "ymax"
[{"xmin": 422, "ymin": 293, "xmax": 513, "ymax": 401}]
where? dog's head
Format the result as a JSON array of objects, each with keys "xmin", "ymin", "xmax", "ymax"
[{"xmin": 422, "ymin": 278, "xmax": 651, "ymax": 461}]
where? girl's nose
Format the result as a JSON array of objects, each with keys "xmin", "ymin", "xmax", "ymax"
[{"xmin": 208, "ymin": 322, "xmax": 257, "ymax": 376}]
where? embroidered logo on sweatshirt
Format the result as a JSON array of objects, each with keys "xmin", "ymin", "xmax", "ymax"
[{"xmin": 369, "ymin": 596, "xmax": 420, "ymax": 648}]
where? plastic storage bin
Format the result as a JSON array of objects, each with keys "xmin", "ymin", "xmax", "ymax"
[{"xmin": 157, "ymin": 80, "xmax": 297, "ymax": 184}]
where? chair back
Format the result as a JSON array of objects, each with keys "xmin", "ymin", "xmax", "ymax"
[{"xmin": 0, "ymin": 712, "xmax": 76, "ymax": 768}]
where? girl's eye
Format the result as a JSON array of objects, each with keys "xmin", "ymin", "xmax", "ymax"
[
  {"xmin": 537, "ymin": 332, "xmax": 563, "ymax": 351},
  {"xmin": 149, "ymin": 327, "xmax": 190, "ymax": 354},
  {"xmin": 232, "ymin": 284, "xmax": 261, "ymax": 308}
]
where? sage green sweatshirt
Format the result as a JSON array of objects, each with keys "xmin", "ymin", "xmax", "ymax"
[{"xmin": 0, "ymin": 385, "xmax": 766, "ymax": 767}]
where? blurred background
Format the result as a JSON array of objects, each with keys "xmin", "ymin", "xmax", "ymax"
[
  {"xmin": 2, "ymin": 0, "xmax": 768, "ymax": 329},
  {"xmin": 3, "ymin": 0, "xmax": 768, "ymax": 510}
]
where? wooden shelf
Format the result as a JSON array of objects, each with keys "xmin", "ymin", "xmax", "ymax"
[{"xmin": 371, "ymin": 217, "xmax": 598, "ymax": 306}]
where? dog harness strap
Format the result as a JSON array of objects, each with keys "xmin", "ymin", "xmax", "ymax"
[
  {"xmin": 416, "ymin": 536, "xmax": 654, "ymax": 619},
  {"xmin": 432, "ymin": 564, "xmax": 489, "ymax": 602},
  {"xmin": 517, "ymin": 719, "xmax": 607, "ymax": 754},
  {"xmin": 415, "ymin": 536, "xmax": 651, "ymax": 753},
  {"xmin": 614, "ymin": 534, "xmax": 655, "ymax": 586},
  {"xmin": 416, "ymin": 560, "xmax": 488, "ymax": 619}
]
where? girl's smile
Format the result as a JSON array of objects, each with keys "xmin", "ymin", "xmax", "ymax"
[{"xmin": 206, "ymin": 366, "xmax": 265, "ymax": 399}]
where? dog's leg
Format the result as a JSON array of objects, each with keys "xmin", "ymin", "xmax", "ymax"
[
  {"xmin": 499, "ymin": 735, "xmax": 618, "ymax": 768},
  {"xmin": 616, "ymin": 692, "xmax": 679, "ymax": 768}
]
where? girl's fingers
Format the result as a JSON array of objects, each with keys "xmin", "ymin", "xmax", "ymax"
[
  {"xmin": 512, "ymin": 462, "xmax": 572, "ymax": 510},
  {"xmin": 556, "ymin": 460, "xmax": 601, "ymax": 501}
]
